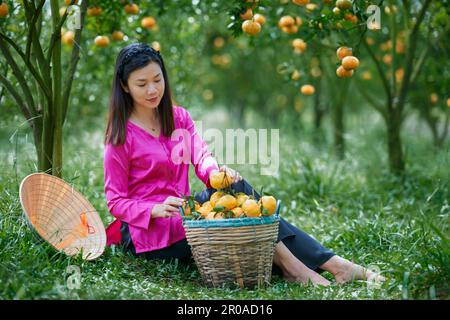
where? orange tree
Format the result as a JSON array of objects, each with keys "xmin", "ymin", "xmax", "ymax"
[
  {"xmin": 1, "ymin": 0, "xmax": 447, "ymax": 177},
  {"xmin": 201, "ymin": 31, "xmax": 301, "ymax": 127},
  {"xmin": 226, "ymin": 0, "xmax": 368, "ymax": 159},
  {"xmin": 408, "ymin": 7, "xmax": 450, "ymax": 149},
  {"xmin": 228, "ymin": 0, "xmax": 445, "ymax": 173},
  {"xmin": 0, "ymin": 0, "xmax": 88, "ymax": 177},
  {"xmin": 321, "ymin": 52, "xmax": 351, "ymax": 159},
  {"xmin": 303, "ymin": 40, "xmax": 354, "ymax": 159},
  {"xmin": 0, "ymin": 0, "xmax": 221, "ymax": 177},
  {"xmin": 354, "ymin": 0, "xmax": 444, "ymax": 172}
]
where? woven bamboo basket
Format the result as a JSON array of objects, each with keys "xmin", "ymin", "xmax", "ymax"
[
  {"xmin": 19, "ymin": 172, "xmax": 106, "ymax": 260},
  {"xmin": 181, "ymin": 200, "xmax": 281, "ymax": 289}
]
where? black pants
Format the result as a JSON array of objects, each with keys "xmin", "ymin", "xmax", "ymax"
[{"xmin": 121, "ymin": 180, "xmax": 335, "ymax": 274}]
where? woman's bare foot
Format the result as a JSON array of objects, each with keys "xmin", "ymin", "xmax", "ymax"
[
  {"xmin": 283, "ymin": 268, "xmax": 331, "ymax": 287},
  {"xmin": 273, "ymin": 241, "xmax": 331, "ymax": 286},
  {"xmin": 320, "ymin": 256, "xmax": 386, "ymax": 284}
]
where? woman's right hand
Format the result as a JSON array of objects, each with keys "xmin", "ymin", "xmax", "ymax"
[{"xmin": 151, "ymin": 196, "xmax": 185, "ymax": 218}]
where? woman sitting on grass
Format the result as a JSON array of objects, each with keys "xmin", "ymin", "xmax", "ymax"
[{"xmin": 103, "ymin": 42, "xmax": 385, "ymax": 286}]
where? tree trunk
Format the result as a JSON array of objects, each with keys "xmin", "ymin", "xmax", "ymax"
[
  {"xmin": 386, "ymin": 110, "xmax": 405, "ymax": 173},
  {"xmin": 40, "ymin": 108, "xmax": 54, "ymax": 173},
  {"xmin": 314, "ymin": 98, "xmax": 325, "ymax": 131},
  {"xmin": 332, "ymin": 79, "xmax": 350, "ymax": 159},
  {"xmin": 52, "ymin": 90, "xmax": 63, "ymax": 177},
  {"xmin": 51, "ymin": 0, "xmax": 63, "ymax": 177},
  {"xmin": 234, "ymin": 103, "xmax": 246, "ymax": 127},
  {"xmin": 423, "ymin": 112, "xmax": 441, "ymax": 149},
  {"xmin": 333, "ymin": 98, "xmax": 345, "ymax": 159},
  {"xmin": 313, "ymin": 78, "xmax": 324, "ymax": 130},
  {"xmin": 30, "ymin": 118, "xmax": 42, "ymax": 166}
]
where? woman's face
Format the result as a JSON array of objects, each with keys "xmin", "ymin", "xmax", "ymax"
[{"xmin": 124, "ymin": 61, "xmax": 165, "ymax": 111}]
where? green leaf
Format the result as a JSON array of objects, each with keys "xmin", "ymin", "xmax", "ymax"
[{"xmin": 213, "ymin": 205, "xmax": 225, "ymax": 212}]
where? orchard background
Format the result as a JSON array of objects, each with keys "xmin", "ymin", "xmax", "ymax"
[{"xmin": 0, "ymin": 0, "xmax": 449, "ymax": 299}]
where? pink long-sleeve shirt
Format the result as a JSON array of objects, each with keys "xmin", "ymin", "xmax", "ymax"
[{"xmin": 103, "ymin": 105, "xmax": 219, "ymax": 254}]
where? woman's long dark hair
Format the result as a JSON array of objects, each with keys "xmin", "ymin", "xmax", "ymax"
[{"xmin": 104, "ymin": 43, "xmax": 175, "ymax": 145}]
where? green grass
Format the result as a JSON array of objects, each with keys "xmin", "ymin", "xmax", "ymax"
[{"xmin": 0, "ymin": 108, "xmax": 449, "ymax": 300}]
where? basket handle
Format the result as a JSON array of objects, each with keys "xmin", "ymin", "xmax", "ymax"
[
  {"xmin": 179, "ymin": 205, "xmax": 185, "ymax": 218},
  {"xmin": 274, "ymin": 200, "xmax": 281, "ymax": 218}
]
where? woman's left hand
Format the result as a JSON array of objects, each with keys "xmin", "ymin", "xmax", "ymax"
[{"xmin": 218, "ymin": 165, "xmax": 243, "ymax": 183}]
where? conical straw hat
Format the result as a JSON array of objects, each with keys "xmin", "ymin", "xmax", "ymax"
[{"xmin": 19, "ymin": 172, "xmax": 106, "ymax": 260}]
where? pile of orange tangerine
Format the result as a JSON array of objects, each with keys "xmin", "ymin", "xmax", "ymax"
[{"xmin": 182, "ymin": 171, "xmax": 277, "ymax": 220}]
